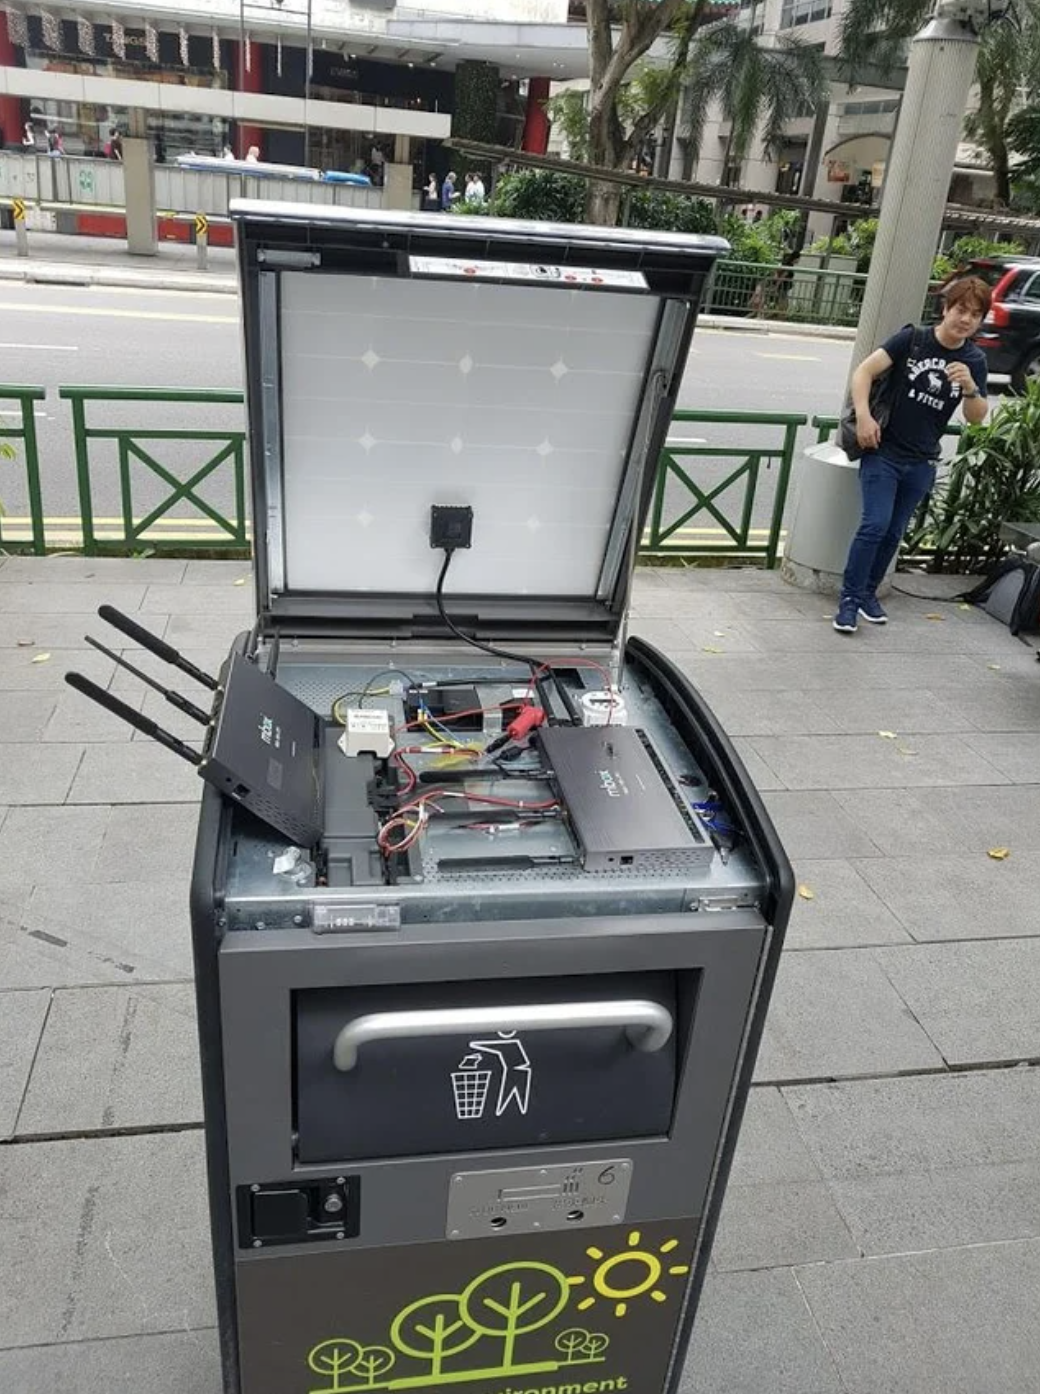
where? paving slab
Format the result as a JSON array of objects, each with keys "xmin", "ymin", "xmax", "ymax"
[
  {"xmin": 679, "ymin": 1267, "xmax": 846, "ymax": 1394},
  {"xmin": 94, "ymin": 803, "xmax": 200, "ymax": 883},
  {"xmin": 163, "ymin": 610, "xmax": 253, "ymax": 649},
  {"xmin": 0, "ymin": 613, "xmax": 128, "ymax": 649},
  {"xmin": 0, "ymin": 1329, "xmax": 220, "ymax": 1394},
  {"xmin": 140, "ymin": 583, "xmax": 254, "ymax": 616},
  {"xmin": 693, "ymin": 688, "xmax": 842, "ymax": 737},
  {"xmin": 0, "ymin": 743, "xmax": 84, "ymax": 804},
  {"xmin": 4, "ymin": 881, "xmax": 193, "ymax": 988},
  {"xmin": 0, "ymin": 1131, "xmax": 213, "ymax": 1347},
  {"xmin": 17, "ymin": 983, "xmax": 202, "ymax": 1135},
  {"xmin": 755, "ymin": 949, "xmax": 945, "ymax": 1083},
  {"xmin": 804, "ymin": 685, "xmax": 976, "ymax": 735},
  {"xmin": 43, "ymin": 687, "xmax": 140, "ymax": 743},
  {"xmin": 732, "ymin": 737, "xmax": 785, "ymax": 791},
  {"xmin": 932, "ymin": 675, "xmax": 1040, "ymax": 732},
  {"xmin": 961, "ymin": 730, "xmax": 1040, "ymax": 782},
  {"xmin": 0, "ymin": 805, "xmax": 110, "ymax": 881},
  {"xmin": 784, "ymin": 859, "xmax": 911, "ymax": 950},
  {"xmin": 834, "ymin": 784, "xmax": 1040, "ymax": 858},
  {"xmin": 854, "ymin": 852, "xmax": 1040, "ymax": 941},
  {"xmin": 761, "ymin": 790, "xmax": 882, "ymax": 860},
  {"xmin": 744, "ymin": 732, "xmax": 1007, "ymax": 790},
  {"xmin": 0, "ymin": 647, "xmax": 111, "ymax": 691},
  {"xmin": 783, "ymin": 1068, "xmax": 1040, "ymax": 1180},
  {"xmin": 68, "ymin": 742, "xmax": 203, "ymax": 805},
  {"xmin": 713, "ymin": 1179, "xmax": 858, "ymax": 1271},
  {"xmin": 0, "ymin": 583, "xmax": 147, "ymax": 614},
  {"xmin": 728, "ymin": 1086, "xmax": 823, "ymax": 1187},
  {"xmin": 876, "ymin": 938, "xmax": 1040, "ymax": 1065},
  {"xmin": 795, "ymin": 1238, "xmax": 1040, "ymax": 1394},
  {"xmin": 0, "ymin": 988, "xmax": 50, "ymax": 1138},
  {"xmin": 0, "ymin": 689, "xmax": 59, "ymax": 741},
  {"xmin": 0, "ymin": 557, "xmax": 188, "ymax": 584}
]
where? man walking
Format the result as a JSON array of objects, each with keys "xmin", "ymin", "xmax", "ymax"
[{"xmin": 834, "ymin": 277, "xmax": 991, "ymax": 634}]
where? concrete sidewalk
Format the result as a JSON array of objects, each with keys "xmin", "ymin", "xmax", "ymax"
[
  {"xmin": 1, "ymin": 556, "xmax": 1039, "ymax": 1392},
  {"xmin": 0, "ymin": 229, "xmax": 856, "ymax": 339}
]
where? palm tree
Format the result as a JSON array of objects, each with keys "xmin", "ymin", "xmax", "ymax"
[
  {"xmin": 680, "ymin": 15, "xmax": 829, "ymax": 187},
  {"xmin": 838, "ymin": 0, "xmax": 1040, "ymax": 206}
]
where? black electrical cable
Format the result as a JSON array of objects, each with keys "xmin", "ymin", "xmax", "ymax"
[{"xmin": 435, "ymin": 549, "xmax": 541, "ymax": 680}]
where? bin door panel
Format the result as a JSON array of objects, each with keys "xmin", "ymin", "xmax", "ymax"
[{"xmin": 295, "ymin": 972, "xmax": 679, "ymax": 1163}]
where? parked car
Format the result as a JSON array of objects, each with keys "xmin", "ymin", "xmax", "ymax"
[{"xmin": 956, "ymin": 255, "xmax": 1040, "ymax": 393}]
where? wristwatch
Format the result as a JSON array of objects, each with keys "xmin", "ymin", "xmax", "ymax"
[{"xmin": 963, "ymin": 387, "xmax": 980, "ymax": 399}]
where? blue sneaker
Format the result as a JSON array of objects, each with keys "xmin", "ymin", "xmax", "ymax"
[
  {"xmin": 833, "ymin": 597, "xmax": 859, "ymax": 633},
  {"xmin": 858, "ymin": 596, "xmax": 888, "ymax": 624}
]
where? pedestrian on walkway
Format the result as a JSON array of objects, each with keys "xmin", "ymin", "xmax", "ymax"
[
  {"xmin": 833, "ymin": 277, "xmax": 991, "ymax": 634},
  {"xmin": 441, "ymin": 171, "xmax": 458, "ymax": 211}
]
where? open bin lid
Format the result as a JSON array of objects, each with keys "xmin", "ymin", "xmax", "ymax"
[{"xmin": 232, "ymin": 200, "xmax": 727, "ymax": 644}]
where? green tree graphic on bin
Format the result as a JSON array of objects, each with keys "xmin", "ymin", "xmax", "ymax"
[
  {"xmin": 555, "ymin": 1328, "xmax": 610, "ymax": 1364},
  {"xmin": 459, "ymin": 1261, "xmax": 570, "ymax": 1371},
  {"xmin": 390, "ymin": 1294, "xmax": 482, "ymax": 1378},
  {"xmin": 308, "ymin": 1339, "xmax": 364, "ymax": 1392}
]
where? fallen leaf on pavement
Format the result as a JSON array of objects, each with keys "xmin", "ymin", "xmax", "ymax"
[
  {"xmin": 30, "ymin": 652, "xmax": 50, "ymax": 664},
  {"xmin": 16, "ymin": 638, "xmax": 33, "ymax": 647},
  {"xmin": 701, "ymin": 645, "xmax": 723, "ymax": 654},
  {"xmin": 878, "ymin": 730, "xmax": 898, "ymax": 739},
  {"xmin": 988, "ymin": 847, "xmax": 1010, "ymax": 860},
  {"xmin": 713, "ymin": 630, "xmax": 727, "ymax": 637},
  {"xmin": 234, "ymin": 577, "xmax": 248, "ymax": 586},
  {"xmin": 797, "ymin": 884, "xmax": 815, "ymax": 900},
  {"xmin": 987, "ymin": 664, "xmax": 1002, "ymax": 671},
  {"xmin": 958, "ymin": 603, "xmax": 971, "ymax": 611},
  {"xmin": 924, "ymin": 613, "xmax": 945, "ymax": 621},
  {"xmin": 897, "ymin": 746, "xmax": 917, "ymax": 756}
]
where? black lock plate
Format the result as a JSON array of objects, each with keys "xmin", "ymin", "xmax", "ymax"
[{"xmin": 237, "ymin": 1176, "xmax": 361, "ymax": 1248}]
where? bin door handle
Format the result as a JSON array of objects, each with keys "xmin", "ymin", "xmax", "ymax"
[{"xmin": 332, "ymin": 999, "xmax": 673, "ymax": 1072}]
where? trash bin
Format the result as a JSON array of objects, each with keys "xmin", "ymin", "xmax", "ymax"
[{"xmin": 172, "ymin": 202, "xmax": 796, "ymax": 1394}]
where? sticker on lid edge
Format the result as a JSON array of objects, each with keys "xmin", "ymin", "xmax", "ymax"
[{"xmin": 409, "ymin": 256, "xmax": 648, "ymax": 290}]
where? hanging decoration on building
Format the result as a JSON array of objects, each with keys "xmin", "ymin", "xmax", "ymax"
[
  {"xmin": 76, "ymin": 14, "xmax": 94, "ymax": 55},
  {"xmin": 111, "ymin": 16, "xmax": 125, "ymax": 60},
  {"xmin": 212, "ymin": 27, "xmax": 220, "ymax": 70},
  {"xmin": 276, "ymin": 33, "xmax": 282, "ymax": 78},
  {"xmin": 40, "ymin": 10, "xmax": 61, "ymax": 49},
  {"xmin": 144, "ymin": 21, "xmax": 157, "ymax": 63},
  {"xmin": 179, "ymin": 24, "xmax": 188, "ymax": 66},
  {"xmin": 244, "ymin": 33, "xmax": 252, "ymax": 71},
  {"xmin": 6, "ymin": 9, "xmax": 28, "ymax": 47}
]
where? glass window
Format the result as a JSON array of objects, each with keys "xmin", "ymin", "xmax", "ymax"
[
  {"xmin": 780, "ymin": 0, "xmax": 833, "ymax": 27},
  {"xmin": 1021, "ymin": 273, "xmax": 1040, "ymax": 303}
]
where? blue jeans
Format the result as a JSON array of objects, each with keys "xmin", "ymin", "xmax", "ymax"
[{"xmin": 841, "ymin": 450, "xmax": 936, "ymax": 604}]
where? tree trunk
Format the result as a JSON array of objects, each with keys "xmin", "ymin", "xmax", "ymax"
[{"xmin": 992, "ymin": 135, "xmax": 1011, "ymax": 206}]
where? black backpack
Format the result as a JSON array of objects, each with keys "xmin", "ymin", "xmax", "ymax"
[{"xmin": 959, "ymin": 558, "xmax": 1040, "ymax": 637}]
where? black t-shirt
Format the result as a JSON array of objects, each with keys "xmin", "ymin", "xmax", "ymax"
[{"xmin": 879, "ymin": 325, "xmax": 988, "ymax": 465}]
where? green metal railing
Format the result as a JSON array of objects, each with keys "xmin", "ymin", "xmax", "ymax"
[
  {"xmin": 646, "ymin": 410, "xmax": 806, "ymax": 568},
  {"xmin": 812, "ymin": 414, "xmax": 963, "ymax": 446},
  {"xmin": 61, "ymin": 386, "xmax": 248, "ymax": 556},
  {"xmin": 705, "ymin": 260, "xmax": 868, "ymax": 328},
  {"xmin": 0, "ymin": 385, "xmax": 47, "ymax": 554}
]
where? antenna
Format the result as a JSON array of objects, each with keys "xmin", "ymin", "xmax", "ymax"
[
  {"xmin": 97, "ymin": 605, "xmax": 219, "ymax": 692},
  {"xmin": 85, "ymin": 635, "xmax": 210, "ymax": 726},
  {"xmin": 64, "ymin": 672, "xmax": 203, "ymax": 766}
]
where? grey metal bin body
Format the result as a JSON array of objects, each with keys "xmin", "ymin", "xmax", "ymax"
[{"xmin": 188, "ymin": 202, "xmax": 794, "ymax": 1394}]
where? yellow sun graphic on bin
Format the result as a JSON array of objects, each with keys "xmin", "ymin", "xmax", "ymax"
[{"xmin": 566, "ymin": 1231, "xmax": 690, "ymax": 1319}]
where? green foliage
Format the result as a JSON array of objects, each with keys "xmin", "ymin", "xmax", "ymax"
[
  {"xmin": 489, "ymin": 169, "xmax": 586, "ymax": 222},
  {"xmin": 626, "ymin": 189, "xmax": 716, "ymax": 233},
  {"xmin": 1007, "ymin": 103, "xmax": 1040, "ymax": 180},
  {"xmin": 682, "ymin": 21, "xmax": 828, "ymax": 180},
  {"xmin": 808, "ymin": 217, "xmax": 878, "ymax": 273},
  {"xmin": 922, "ymin": 381, "xmax": 1040, "ymax": 573},
  {"xmin": 544, "ymin": 89, "xmax": 589, "ymax": 162},
  {"xmin": 721, "ymin": 209, "xmax": 800, "ymax": 265},
  {"xmin": 931, "ymin": 234, "xmax": 1025, "ymax": 281},
  {"xmin": 451, "ymin": 60, "xmax": 500, "ymax": 166}
]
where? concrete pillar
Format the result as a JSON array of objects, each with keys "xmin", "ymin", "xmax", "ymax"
[
  {"xmin": 123, "ymin": 108, "xmax": 156, "ymax": 256},
  {"xmin": 0, "ymin": 12, "xmax": 24, "ymax": 148},
  {"xmin": 383, "ymin": 163, "xmax": 413, "ymax": 211},
  {"xmin": 522, "ymin": 77, "xmax": 551, "ymax": 155},
  {"xmin": 234, "ymin": 40, "xmax": 263, "ymax": 159}
]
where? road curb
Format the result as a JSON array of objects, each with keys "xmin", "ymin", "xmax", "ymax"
[
  {"xmin": 698, "ymin": 313, "xmax": 856, "ymax": 341},
  {"xmin": 0, "ymin": 261, "xmax": 237, "ymax": 295}
]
